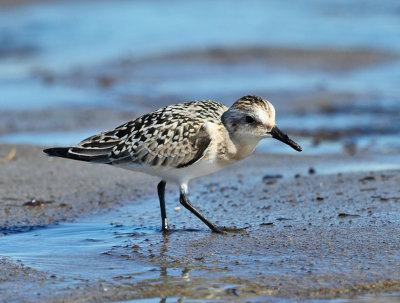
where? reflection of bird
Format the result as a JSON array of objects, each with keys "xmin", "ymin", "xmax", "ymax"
[{"xmin": 44, "ymin": 95, "xmax": 301, "ymax": 233}]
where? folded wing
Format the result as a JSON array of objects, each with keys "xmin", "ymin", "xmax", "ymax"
[{"xmin": 44, "ymin": 109, "xmax": 212, "ymax": 169}]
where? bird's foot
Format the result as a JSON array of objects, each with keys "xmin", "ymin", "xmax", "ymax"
[{"xmin": 161, "ymin": 225, "xmax": 170, "ymax": 233}]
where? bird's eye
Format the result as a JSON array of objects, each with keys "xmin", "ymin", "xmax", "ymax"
[{"xmin": 245, "ymin": 115, "xmax": 255, "ymax": 123}]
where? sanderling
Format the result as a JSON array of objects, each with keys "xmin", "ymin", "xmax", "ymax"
[{"xmin": 44, "ymin": 95, "xmax": 301, "ymax": 233}]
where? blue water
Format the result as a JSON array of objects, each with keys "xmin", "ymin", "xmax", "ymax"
[
  {"xmin": 0, "ymin": 202, "xmax": 159, "ymax": 281},
  {"xmin": 3, "ymin": 0, "xmax": 400, "ymax": 72},
  {"xmin": 2, "ymin": 0, "xmax": 400, "ymax": 97},
  {"xmin": 1, "ymin": 0, "xmax": 400, "ymax": 154}
]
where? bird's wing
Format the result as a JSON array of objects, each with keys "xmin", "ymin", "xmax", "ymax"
[
  {"xmin": 69, "ymin": 107, "xmax": 212, "ymax": 168},
  {"xmin": 65, "ymin": 120, "xmax": 136, "ymax": 163}
]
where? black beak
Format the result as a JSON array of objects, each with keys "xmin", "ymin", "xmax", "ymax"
[{"xmin": 269, "ymin": 126, "xmax": 302, "ymax": 152}]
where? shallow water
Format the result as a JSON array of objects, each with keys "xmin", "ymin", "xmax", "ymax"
[
  {"xmin": 0, "ymin": 199, "xmax": 165, "ymax": 286},
  {"xmin": 0, "ymin": 198, "xmax": 233, "ymax": 297}
]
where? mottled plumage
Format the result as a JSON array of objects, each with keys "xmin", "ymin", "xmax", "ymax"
[
  {"xmin": 66, "ymin": 101, "xmax": 226, "ymax": 169},
  {"xmin": 44, "ymin": 95, "xmax": 301, "ymax": 233}
]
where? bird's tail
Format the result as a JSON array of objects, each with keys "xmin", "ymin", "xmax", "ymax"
[
  {"xmin": 43, "ymin": 123, "xmax": 132, "ymax": 164},
  {"xmin": 43, "ymin": 147, "xmax": 70, "ymax": 158},
  {"xmin": 43, "ymin": 147, "xmax": 113, "ymax": 163}
]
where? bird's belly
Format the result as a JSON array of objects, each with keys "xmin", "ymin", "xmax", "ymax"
[{"xmin": 120, "ymin": 159, "xmax": 228, "ymax": 185}]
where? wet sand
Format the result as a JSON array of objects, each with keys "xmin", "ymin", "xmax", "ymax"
[
  {"xmin": 1, "ymin": 144, "xmax": 400, "ymax": 302},
  {"xmin": 0, "ymin": 144, "xmax": 155, "ymax": 227},
  {"xmin": 0, "ymin": 108, "xmax": 136, "ymax": 136}
]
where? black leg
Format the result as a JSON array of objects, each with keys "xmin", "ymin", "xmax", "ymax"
[
  {"xmin": 179, "ymin": 191, "xmax": 223, "ymax": 233},
  {"xmin": 157, "ymin": 180, "xmax": 168, "ymax": 231}
]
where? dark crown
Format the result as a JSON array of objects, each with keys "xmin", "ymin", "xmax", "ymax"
[{"xmin": 232, "ymin": 95, "xmax": 269, "ymax": 111}]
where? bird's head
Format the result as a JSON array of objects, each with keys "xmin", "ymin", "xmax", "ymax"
[{"xmin": 222, "ymin": 95, "xmax": 302, "ymax": 152}]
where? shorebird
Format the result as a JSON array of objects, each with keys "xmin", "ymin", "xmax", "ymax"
[{"xmin": 44, "ymin": 95, "xmax": 301, "ymax": 233}]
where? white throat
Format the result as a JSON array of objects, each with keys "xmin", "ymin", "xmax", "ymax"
[{"xmin": 230, "ymin": 134, "xmax": 261, "ymax": 161}]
